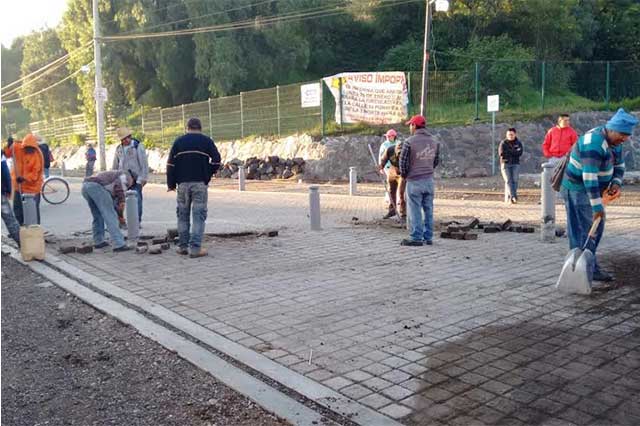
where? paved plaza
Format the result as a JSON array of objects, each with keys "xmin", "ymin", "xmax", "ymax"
[{"xmin": 12, "ymin": 181, "xmax": 640, "ymax": 424}]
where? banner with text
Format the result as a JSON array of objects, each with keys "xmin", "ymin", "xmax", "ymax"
[{"xmin": 323, "ymin": 72, "xmax": 408, "ymax": 125}]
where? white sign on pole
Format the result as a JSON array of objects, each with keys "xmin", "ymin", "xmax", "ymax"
[
  {"xmin": 300, "ymin": 83, "xmax": 321, "ymax": 108},
  {"xmin": 487, "ymin": 94, "xmax": 499, "ymax": 112},
  {"xmin": 94, "ymin": 87, "xmax": 108, "ymax": 101}
]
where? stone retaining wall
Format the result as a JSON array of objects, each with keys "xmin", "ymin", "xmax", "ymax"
[{"xmin": 51, "ymin": 110, "xmax": 639, "ymax": 181}]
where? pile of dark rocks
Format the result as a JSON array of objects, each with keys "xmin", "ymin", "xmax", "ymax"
[{"xmin": 217, "ymin": 156, "xmax": 305, "ymax": 180}]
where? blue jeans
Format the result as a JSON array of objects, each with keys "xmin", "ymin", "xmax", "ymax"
[
  {"xmin": 131, "ymin": 183, "xmax": 143, "ymax": 222},
  {"xmin": 561, "ymin": 187, "xmax": 605, "ymax": 273},
  {"xmin": 2, "ymin": 194, "xmax": 21, "ymax": 244},
  {"xmin": 44, "ymin": 168, "xmax": 50, "ymax": 179},
  {"xmin": 177, "ymin": 182, "xmax": 208, "ymax": 252},
  {"xmin": 406, "ymin": 177, "xmax": 434, "ymax": 242},
  {"xmin": 500, "ymin": 164, "xmax": 519, "ymax": 200},
  {"xmin": 82, "ymin": 182, "xmax": 126, "ymax": 248},
  {"xmin": 13, "ymin": 192, "xmax": 40, "ymax": 226}
]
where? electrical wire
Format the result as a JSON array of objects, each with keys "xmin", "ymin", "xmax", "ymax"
[
  {"xmin": 1, "ymin": 41, "xmax": 93, "ymax": 91},
  {"xmin": 101, "ymin": 0, "xmax": 420, "ymax": 41},
  {"xmin": 112, "ymin": 0, "xmax": 280, "ymax": 35},
  {"xmin": 1, "ymin": 44, "xmax": 93, "ymax": 98},
  {"xmin": 1, "ymin": 62, "xmax": 93, "ymax": 105}
]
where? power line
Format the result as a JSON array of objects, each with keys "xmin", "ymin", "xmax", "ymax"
[
  {"xmin": 1, "ymin": 41, "xmax": 93, "ymax": 92},
  {"xmin": 1, "ymin": 44, "xmax": 93, "ymax": 98},
  {"xmin": 108, "ymin": 0, "xmax": 280, "ymax": 35},
  {"xmin": 1, "ymin": 62, "xmax": 92, "ymax": 105},
  {"xmin": 102, "ymin": 0, "xmax": 419, "ymax": 41}
]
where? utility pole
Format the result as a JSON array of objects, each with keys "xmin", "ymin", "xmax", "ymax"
[
  {"xmin": 419, "ymin": 0, "xmax": 432, "ymax": 117},
  {"xmin": 93, "ymin": 0, "xmax": 106, "ymax": 171}
]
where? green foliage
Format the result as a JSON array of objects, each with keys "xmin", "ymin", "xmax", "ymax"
[
  {"xmin": 449, "ymin": 35, "xmax": 535, "ymax": 104},
  {"xmin": 377, "ymin": 38, "xmax": 422, "ymax": 71},
  {"xmin": 19, "ymin": 29, "xmax": 79, "ymax": 120}
]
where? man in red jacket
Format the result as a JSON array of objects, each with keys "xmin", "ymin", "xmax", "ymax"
[{"xmin": 542, "ymin": 114, "xmax": 578, "ymax": 165}]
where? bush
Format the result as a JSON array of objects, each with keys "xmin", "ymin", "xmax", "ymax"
[{"xmin": 449, "ymin": 35, "xmax": 536, "ymax": 105}]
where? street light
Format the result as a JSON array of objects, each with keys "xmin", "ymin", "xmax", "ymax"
[{"xmin": 420, "ymin": 0, "xmax": 449, "ymax": 117}]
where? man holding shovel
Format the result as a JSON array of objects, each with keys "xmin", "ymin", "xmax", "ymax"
[{"xmin": 560, "ymin": 108, "xmax": 638, "ymax": 283}]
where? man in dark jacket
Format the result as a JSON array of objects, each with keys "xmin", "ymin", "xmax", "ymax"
[
  {"xmin": 498, "ymin": 127, "xmax": 524, "ymax": 204},
  {"xmin": 167, "ymin": 117, "xmax": 221, "ymax": 258},
  {"xmin": 38, "ymin": 136, "xmax": 53, "ymax": 178},
  {"xmin": 399, "ymin": 115, "xmax": 440, "ymax": 246},
  {"xmin": 1, "ymin": 154, "xmax": 21, "ymax": 245}
]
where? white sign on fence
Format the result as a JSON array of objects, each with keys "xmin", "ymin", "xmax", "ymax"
[
  {"xmin": 323, "ymin": 72, "xmax": 408, "ymax": 125},
  {"xmin": 487, "ymin": 94, "xmax": 500, "ymax": 112},
  {"xmin": 300, "ymin": 83, "xmax": 321, "ymax": 108}
]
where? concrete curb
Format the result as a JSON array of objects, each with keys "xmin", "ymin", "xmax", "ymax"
[
  {"xmin": 3, "ymin": 244, "xmax": 330, "ymax": 426},
  {"xmin": 8, "ymin": 245, "xmax": 403, "ymax": 426}
]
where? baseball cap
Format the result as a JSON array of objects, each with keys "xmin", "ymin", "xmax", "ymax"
[{"xmin": 405, "ymin": 115, "xmax": 426, "ymax": 127}]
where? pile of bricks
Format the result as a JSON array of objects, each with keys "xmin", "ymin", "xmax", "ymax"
[{"xmin": 439, "ymin": 218, "xmax": 536, "ymax": 241}]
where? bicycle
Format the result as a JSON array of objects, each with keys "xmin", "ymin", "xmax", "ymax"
[{"xmin": 41, "ymin": 176, "xmax": 70, "ymax": 205}]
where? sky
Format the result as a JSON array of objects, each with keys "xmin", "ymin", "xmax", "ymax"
[{"xmin": 0, "ymin": 0, "xmax": 69, "ymax": 47}]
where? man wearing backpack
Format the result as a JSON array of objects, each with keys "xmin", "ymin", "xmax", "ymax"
[
  {"xmin": 37, "ymin": 136, "xmax": 53, "ymax": 179},
  {"xmin": 112, "ymin": 127, "xmax": 149, "ymax": 223},
  {"xmin": 85, "ymin": 144, "xmax": 97, "ymax": 177}
]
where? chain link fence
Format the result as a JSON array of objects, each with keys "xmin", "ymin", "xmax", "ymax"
[{"xmin": 27, "ymin": 61, "xmax": 639, "ymax": 147}]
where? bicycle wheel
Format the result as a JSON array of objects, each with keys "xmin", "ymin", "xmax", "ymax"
[{"xmin": 41, "ymin": 177, "xmax": 70, "ymax": 205}]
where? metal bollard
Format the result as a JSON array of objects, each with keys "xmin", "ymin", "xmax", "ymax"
[
  {"xmin": 309, "ymin": 185, "xmax": 321, "ymax": 231},
  {"xmin": 349, "ymin": 166, "xmax": 357, "ymax": 196},
  {"xmin": 22, "ymin": 194, "xmax": 38, "ymax": 226},
  {"xmin": 238, "ymin": 166, "xmax": 246, "ymax": 192},
  {"xmin": 125, "ymin": 190, "xmax": 140, "ymax": 241},
  {"xmin": 504, "ymin": 181, "xmax": 510, "ymax": 203},
  {"xmin": 540, "ymin": 162, "xmax": 556, "ymax": 242},
  {"xmin": 61, "ymin": 161, "xmax": 66, "ymax": 177}
]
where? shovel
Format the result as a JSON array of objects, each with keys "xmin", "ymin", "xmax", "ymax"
[{"xmin": 555, "ymin": 216, "xmax": 602, "ymax": 295}]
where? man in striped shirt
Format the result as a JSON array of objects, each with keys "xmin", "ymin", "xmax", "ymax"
[{"xmin": 561, "ymin": 108, "xmax": 638, "ymax": 282}]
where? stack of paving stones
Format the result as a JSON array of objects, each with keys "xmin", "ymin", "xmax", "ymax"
[
  {"xmin": 440, "ymin": 218, "xmax": 535, "ymax": 241},
  {"xmin": 479, "ymin": 219, "xmax": 535, "ymax": 234},
  {"xmin": 58, "ymin": 228, "xmax": 279, "ymax": 255},
  {"xmin": 217, "ymin": 156, "xmax": 305, "ymax": 180}
]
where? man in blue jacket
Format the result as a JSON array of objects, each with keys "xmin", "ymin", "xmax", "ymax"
[
  {"xmin": 1, "ymin": 154, "xmax": 21, "ymax": 245},
  {"xmin": 167, "ymin": 118, "xmax": 221, "ymax": 258},
  {"xmin": 561, "ymin": 108, "xmax": 638, "ymax": 282}
]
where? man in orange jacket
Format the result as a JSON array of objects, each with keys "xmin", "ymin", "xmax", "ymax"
[
  {"xmin": 542, "ymin": 114, "xmax": 578, "ymax": 165},
  {"xmin": 4, "ymin": 134, "xmax": 44, "ymax": 225}
]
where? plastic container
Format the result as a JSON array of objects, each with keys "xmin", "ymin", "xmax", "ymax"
[{"xmin": 20, "ymin": 225, "xmax": 45, "ymax": 261}]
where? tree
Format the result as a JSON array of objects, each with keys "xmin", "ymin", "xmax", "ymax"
[
  {"xmin": 1, "ymin": 38, "xmax": 31, "ymax": 137},
  {"xmin": 18, "ymin": 29, "xmax": 79, "ymax": 120}
]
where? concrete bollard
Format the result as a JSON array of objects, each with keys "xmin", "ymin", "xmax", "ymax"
[
  {"xmin": 125, "ymin": 190, "xmax": 140, "ymax": 241},
  {"xmin": 61, "ymin": 161, "xmax": 66, "ymax": 177},
  {"xmin": 504, "ymin": 181, "xmax": 510, "ymax": 203},
  {"xmin": 238, "ymin": 166, "xmax": 246, "ymax": 192},
  {"xmin": 540, "ymin": 162, "xmax": 556, "ymax": 242},
  {"xmin": 349, "ymin": 167, "xmax": 357, "ymax": 196},
  {"xmin": 22, "ymin": 194, "xmax": 38, "ymax": 226},
  {"xmin": 309, "ymin": 185, "xmax": 321, "ymax": 231}
]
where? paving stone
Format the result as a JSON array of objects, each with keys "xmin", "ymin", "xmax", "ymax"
[
  {"xmin": 58, "ymin": 243, "xmax": 76, "ymax": 254},
  {"xmin": 358, "ymin": 393, "xmax": 393, "ymax": 410},
  {"xmin": 399, "ymin": 378, "xmax": 430, "ymax": 392},
  {"xmin": 380, "ymin": 403, "xmax": 413, "ymax": 419},
  {"xmin": 322, "ymin": 376, "xmax": 353, "ymax": 391},
  {"xmin": 361, "ymin": 376, "xmax": 393, "ymax": 392},
  {"xmin": 344, "ymin": 369, "xmax": 374, "ymax": 383},
  {"xmin": 76, "ymin": 243, "xmax": 93, "ymax": 254},
  {"xmin": 380, "ymin": 384, "xmax": 414, "ymax": 401},
  {"xmin": 380, "ymin": 369, "xmax": 412, "ymax": 384},
  {"xmin": 421, "ymin": 387, "xmax": 455, "ymax": 403},
  {"xmin": 362, "ymin": 363, "xmax": 393, "ymax": 376}
]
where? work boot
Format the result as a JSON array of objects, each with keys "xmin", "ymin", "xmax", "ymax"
[
  {"xmin": 593, "ymin": 270, "xmax": 613, "ymax": 282},
  {"xmin": 383, "ymin": 210, "xmax": 396, "ymax": 219},
  {"xmin": 189, "ymin": 248, "xmax": 208, "ymax": 258},
  {"xmin": 94, "ymin": 241, "xmax": 109, "ymax": 249},
  {"xmin": 176, "ymin": 247, "xmax": 188, "ymax": 255},
  {"xmin": 113, "ymin": 245, "xmax": 131, "ymax": 252},
  {"xmin": 401, "ymin": 239, "xmax": 423, "ymax": 246}
]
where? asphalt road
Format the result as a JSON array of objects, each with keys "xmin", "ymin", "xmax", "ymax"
[{"xmin": 1, "ymin": 254, "xmax": 289, "ymax": 426}]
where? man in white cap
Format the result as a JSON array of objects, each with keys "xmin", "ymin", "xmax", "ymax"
[{"xmin": 112, "ymin": 127, "xmax": 149, "ymax": 224}]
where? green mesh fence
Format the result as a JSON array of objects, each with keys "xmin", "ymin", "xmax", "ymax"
[{"xmin": 27, "ymin": 61, "xmax": 639, "ymax": 147}]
